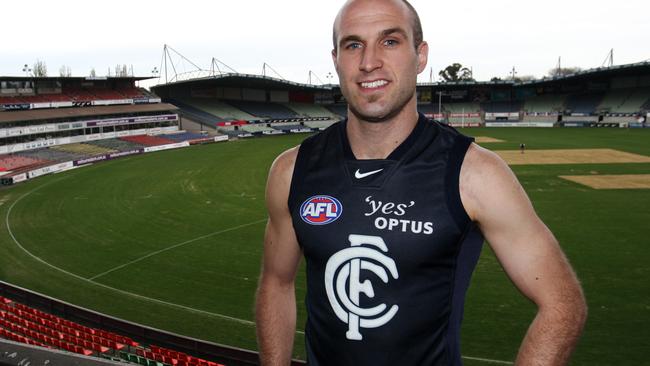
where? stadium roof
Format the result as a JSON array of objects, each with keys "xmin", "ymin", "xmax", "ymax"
[
  {"xmin": 0, "ymin": 76, "xmax": 155, "ymax": 82},
  {"xmin": 517, "ymin": 60, "xmax": 650, "ymax": 86},
  {"xmin": 0, "ymin": 103, "xmax": 178, "ymax": 124},
  {"xmin": 152, "ymin": 73, "xmax": 332, "ymax": 92},
  {"xmin": 416, "ymin": 61, "xmax": 650, "ymax": 88}
]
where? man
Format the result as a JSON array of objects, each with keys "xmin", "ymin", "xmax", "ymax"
[{"xmin": 256, "ymin": 0, "xmax": 587, "ymax": 364}]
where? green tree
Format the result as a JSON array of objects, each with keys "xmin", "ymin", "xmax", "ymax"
[
  {"xmin": 548, "ymin": 66, "xmax": 582, "ymax": 77},
  {"xmin": 438, "ymin": 63, "xmax": 473, "ymax": 82}
]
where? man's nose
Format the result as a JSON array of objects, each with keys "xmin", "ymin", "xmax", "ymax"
[{"xmin": 359, "ymin": 45, "xmax": 382, "ymax": 72}]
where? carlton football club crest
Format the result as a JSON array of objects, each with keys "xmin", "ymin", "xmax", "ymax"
[
  {"xmin": 300, "ymin": 195, "xmax": 343, "ymax": 225},
  {"xmin": 325, "ymin": 234, "xmax": 399, "ymax": 340}
]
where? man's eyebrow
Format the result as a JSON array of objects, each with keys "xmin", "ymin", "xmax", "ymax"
[
  {"xmin": 339, "ymin": 34, "xmax": 363, "ymax": 48},
  {"xmin": 381, "ymin": 27, "xmax": 408, "ymax": 39}
]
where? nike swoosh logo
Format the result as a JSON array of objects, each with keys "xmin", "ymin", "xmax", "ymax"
[{"xmin": 354, "ymin": 168, "xmax": 384, "ymax": 179}]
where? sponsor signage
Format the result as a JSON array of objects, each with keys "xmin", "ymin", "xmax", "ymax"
[
  {"xmin": 449, "ymin": 122, "xmax": 481, "ymax": 127},
  {"xmin": 12, "ymin": 173, "xmax": 28, "ymax": 184},
  {"xmin": 290, "ymin": 128, "xmax": 313, "ymax": 133},
  {"xmin": 85, "ymin": 114, "xmax": 178, "ymax": 127},
  {"xmin": 73, "ymin": 148, "xmax": 146, "ymax": 167},
  {"xmin": 214, "ymin": 135, "xmax": 229, "ymax": 142},
  {"xmin": 486, "ymin": 122, "xmax": 554, "ymax": 128},
  {"xmin": 92, "ymin": 99, "xmax": 132, "ymax": 106},
  {"xmin": 143, "ymin": 141, "xmax": 190, "ymax": 153},
  {"xmin": 28, "ymin": 162, "xmax": 74, "ymax": 179},
  {"xmin": 1, "ymin": 103, "xmax": 30, "ymax": 110}
]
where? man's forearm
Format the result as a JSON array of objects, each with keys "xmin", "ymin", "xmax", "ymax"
[
  {"xmin": 515, "ymin": 300, "xmax": 587, "ymax": 365},
  {"xmin": 255, "ymin": 280, "xmax": 297, "ymax": 366}
]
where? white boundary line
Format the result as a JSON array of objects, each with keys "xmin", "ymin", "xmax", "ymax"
[
  {"xmin": 89, "ymin": 219, "xmax": 267, "ymax": 280},
  {"xmin": 5, "ymin": 179, "xmax": 262, "ymax": 327},
  {"xmin": 462, "ymin": 356, "xmax": 514, "ymax": 365},
  {"xmin": 4, "ymin": 179, "xmax": 514, "ymax": 364}
]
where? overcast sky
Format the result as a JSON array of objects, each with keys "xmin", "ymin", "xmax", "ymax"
[{"xmin": 2, "ymin": 0, "xmax": 649, "ymax": 89}]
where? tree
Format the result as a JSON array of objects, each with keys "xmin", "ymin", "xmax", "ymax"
[
  {"xmin": 438, "ymin": 63, "xmax": 474, "ymax": 82},
  {"xmin": 59, "ymin": 65, "xmax": 72, "ymax": 77},
  {"xmin": 513, "ymin": 75, "xmax": 537, "ymax": 82},
  {"xmin": 548, "ymin": 66, "xmax": 582, "ymax": 77},
  {"xmin": 89, "ymin": 68, "xmax": 96, "ymax": 77},
  {"xmin": 115, "ymin": 64, "xmax": 129, "ymax": 77},
  {"xmin": 33, "ymin": 60, "xmax": 48, "ymax": 77}
]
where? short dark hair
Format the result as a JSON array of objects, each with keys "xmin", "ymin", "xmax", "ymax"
[{"xmin": 333, "ymin": 0, "xmax": 423, "ymax": 51}]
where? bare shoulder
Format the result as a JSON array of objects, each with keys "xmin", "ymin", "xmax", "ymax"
[
  {"xmin": 459, "ymin": 142, "xmax": 529, "ymax": 222},
  {"xmin": 266, "ymin": 146, "xmax": 300, "ymax": 211}
]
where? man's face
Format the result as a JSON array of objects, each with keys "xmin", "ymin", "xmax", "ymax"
[{"xmin": 332, "ymin": 0, "xmax": 428, "ymax": 123}]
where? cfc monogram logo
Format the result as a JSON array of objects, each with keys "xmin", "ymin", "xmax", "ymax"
[{"xmin": 324, "ymin": 234, "xmax": 399, "ymax": 340}]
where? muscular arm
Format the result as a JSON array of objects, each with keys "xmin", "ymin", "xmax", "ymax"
[
  {"xmin": 255, "ymin": 147, "xmax": 302, "ymax": 366},
  {"xmin": 460, "ymin": 144, "xmax": 587, "ymax": 365}
]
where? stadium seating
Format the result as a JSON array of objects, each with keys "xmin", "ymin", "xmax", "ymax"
[
  {"xmin": 271, "ymin": 123, "xmax": 305, "ymax": 132},
  {"xmin": 481, "ymin": 101, "xmax": 522, "ymax": 113},
  {"xmin": 285, "ymin": 102, "xmax": 340, "ymax": 119},
  {"xmin": 523, "ymin": 94, "xmax": 566, "ymax": 114},
  {"xmin": 325, "ymin": 104, "xmax": 347, "ymax": 118},
  {"xmin": 304, "ymin": 120, "xmax": 337, "ymax": 129},
  {"xmin": 167, "ymin": 99, "xmax": 228, "ymax": 126},
  {"xmin": 0, "ymin": 96, "xmax": 27, "ymax": 104},
  {"xmin": 522, "ymin": 114, "xmax": 559, "ymax": 123},
  {"xmin": 226, "ymin": 100, "xmax": 299, "ymax": 119},
  {"xmin": 240, "ymin": 124, "xmax": 276, "ymax": 133},
  {"xmin": 0, "ymin": 296, "xmax": 138, "ymax": 358},
  {"xmin": 16, "ymin": 148, "xmax": 86, "ymax": 163},
  {"xmin": 160, "ymin": 132, "xmax": 210, "ymax": 142},
  {"xmin": 64, "ymin": 88, "xmax": 96, "ymax": 102},
  {"xmin": 599, "ymin": 88, "xmax": 650, "ymax": 113},
  {"xmin": 176, "ymin": 98, "xmax": 256, "ymax": 121},
  {"xmin": 444, "ymin": 102, "xmax": 481, "ymax": 113},
  {"xmin": 564, "ymin": 92, "xmax": 605, "ymax": 114},
  {"xmin": 119, "ymin": 88, "xmax": 147, "ymax": 98},
  {"xmin": 0, "ymin": 155, "xmax": 47, "ymax": 171},
  {"xmin": 50, "ymin": 143, "xmax": 116, "ymax": 156},
  {"xmin": 92, "ymin": 89, "xmax": 127, "ymax": 100},
  {"xmin": 120, "ymin": 135, "xmax": 175, "ymax": 146},
  {"xmin": 87, "ymin": 138, "xmax": 146, "ymax": 151}
]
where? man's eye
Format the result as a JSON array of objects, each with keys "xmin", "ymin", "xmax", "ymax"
[
  {"xmin": 384, "ymin": 39, "xmax": 399, "ymax": 46},
  {"xmin": 345, "ymin": 42, "xmax": 362, "ymax": 50}
]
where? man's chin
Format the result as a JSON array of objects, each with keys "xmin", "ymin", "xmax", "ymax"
[{"xmin": 349, "ymin": 105, "xmax": 396, "ymax": 124}]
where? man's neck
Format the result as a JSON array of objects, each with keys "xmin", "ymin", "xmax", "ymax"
[{"xmin": 346, "ymin": 105, "xmax": 419, "ymax": 160}]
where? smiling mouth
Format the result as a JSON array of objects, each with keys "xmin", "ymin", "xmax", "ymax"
[{"xmin": 359, "ymin": 80, "xmax": 388, "ymax": 89}]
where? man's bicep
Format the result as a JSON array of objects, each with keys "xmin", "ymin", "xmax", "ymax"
[
  {"xmin": 462, "ymin": 145, "xmax": 579, "ymax": 304},
  {"xmin": 261, "ymin": 148, "xmax": 302, "ymax": 284}
]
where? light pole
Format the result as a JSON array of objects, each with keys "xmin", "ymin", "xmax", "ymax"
[
  {"xmin": 22, "ymin": 64, "xmax": 32, "ymax": 76},
  {"xmin": 326, "ymin": 72, "xmax": 333, "ymax": 85}
]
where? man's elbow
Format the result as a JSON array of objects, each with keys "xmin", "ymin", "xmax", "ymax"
[{"xmin": 543, "ymin": 284, "xmax": 588, "ymax": 335}]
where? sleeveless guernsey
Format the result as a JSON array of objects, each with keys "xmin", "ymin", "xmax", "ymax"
[{"xmin": 288, "ymin": 114, "xmax": 484, "ymax": 365}]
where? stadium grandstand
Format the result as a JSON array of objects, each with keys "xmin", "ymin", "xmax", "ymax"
[
  {"xmin": 1, "ymin": 58, "xmax": 649, "ymax": 365},
  {"xmin": 0, "ymin": 76, "xmax": 228, "ymax": 186}
]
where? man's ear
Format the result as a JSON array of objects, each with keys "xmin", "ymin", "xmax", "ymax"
[
  {"xmin": 332, "ymin": 48, "xmax": 339, "ymax": 71},
  {"xmin": 416, "ymin": 41, "xmax": 429, "ymax": 74}
]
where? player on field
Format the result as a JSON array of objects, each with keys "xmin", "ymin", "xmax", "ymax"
[{"xmin": 256, "ymin": 0, "xmax": 587, "ymax": 365}]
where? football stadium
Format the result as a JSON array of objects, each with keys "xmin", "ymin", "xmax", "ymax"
[{"xmin": 1, "ymin": 22, "xmax": 650, "ymax": 366}]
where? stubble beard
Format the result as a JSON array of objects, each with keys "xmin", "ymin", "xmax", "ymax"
[{"xmin": 347, "ymin": 87, "xmax": 415, "ymax": 124}]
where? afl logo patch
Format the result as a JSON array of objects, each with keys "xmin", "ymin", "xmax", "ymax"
[{"xmin": 300, "ymin": 195, "xmax": 343, "ymax": 225}]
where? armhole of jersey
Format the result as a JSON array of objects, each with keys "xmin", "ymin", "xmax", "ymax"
[
  {"xmin": 287, "ymin": 139, "xmax": 312, "ymax": 217},
  {"xmin": 445, "ymin": 135, "xmax": 474, "ymax": 232}
]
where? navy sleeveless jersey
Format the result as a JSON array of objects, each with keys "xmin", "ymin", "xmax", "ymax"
[{"xmin": 288, "ymin": 114, "xmax": 484, "ymax": 365}]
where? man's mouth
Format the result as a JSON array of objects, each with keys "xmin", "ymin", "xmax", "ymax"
[{"xmin": 359, "ymin": 79, "xmax": 388, "ymax": 89}]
